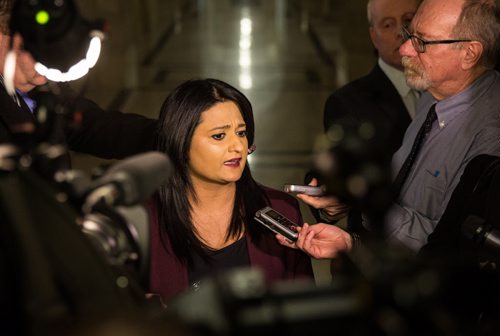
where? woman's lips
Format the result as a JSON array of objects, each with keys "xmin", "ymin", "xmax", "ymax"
[{"xmin": 224, "ymin": 158, "xmax": 241, "ymax": 167}]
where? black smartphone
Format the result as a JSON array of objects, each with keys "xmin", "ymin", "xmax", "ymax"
[
  {"xmin": 254, "ymin": 206, "xmax": 298, "ymax": 242},
  {"xmin": 283, "ymin": 184, "xmax": 326, "ymax": 196}
]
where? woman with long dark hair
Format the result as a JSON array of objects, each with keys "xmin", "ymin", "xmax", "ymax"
[{"xmin": 149, "ymin": 78, "xmax": 313, "ymax": 301}]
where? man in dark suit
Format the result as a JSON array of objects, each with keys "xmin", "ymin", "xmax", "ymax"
[
  {"xmin": 324, "ymin": 0, "xmax": 420, "ymax": 155},
  {"xmin": 303, "ymin": 0, "xmax": 420, "ymax": 224},
  {"xmin": 324, "ymin": 66, "xmax": 411, "ymax": 156}
]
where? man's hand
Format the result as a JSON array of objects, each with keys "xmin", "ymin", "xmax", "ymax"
[
  {"xmin": 276, "ymin": 223, "xmax": 353, "ymax": 259},
  {"xmin": 12, "ymin": 34, "xmax": 47, "ymax": 92},
  {"xmin": 296, "ymin": 178, "xmax": 350, "ymax": 220}
]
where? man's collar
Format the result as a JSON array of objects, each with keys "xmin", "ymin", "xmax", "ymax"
[{"xmin": 378, "ymin": 58, "xmax": 413, "ymax": 97}]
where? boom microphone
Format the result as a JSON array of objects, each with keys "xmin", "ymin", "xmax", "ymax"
[
  {"xmin": 83, "ymin": 151, "xmax": 172, "ymax": 212},
  {"xmin": 462, "ymin": 215, "xmax": 500, "ymax": 261}
]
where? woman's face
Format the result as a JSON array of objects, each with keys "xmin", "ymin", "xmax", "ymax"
[{"xmin": 188, "ymin": 101, "xmax": 249, "ymax": 186}]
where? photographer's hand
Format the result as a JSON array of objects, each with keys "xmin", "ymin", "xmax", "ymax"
[{"xmin": 12, "ymin": 34, "xmax": 47, "ymax": 92}]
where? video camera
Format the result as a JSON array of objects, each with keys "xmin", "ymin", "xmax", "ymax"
[{"xmin": 0, "ymin": 1, "xmax": 174, "ymax": 333}]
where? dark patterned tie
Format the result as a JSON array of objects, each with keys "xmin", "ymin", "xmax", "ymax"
[{"xmin": 393, "ymin": 103, "xmax": 437, "ymax": 198}]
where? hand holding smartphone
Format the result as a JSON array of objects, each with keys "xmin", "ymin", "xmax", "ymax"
[
  {"xmin": 254, "ymin": 206, "xmax": 298, "ymax": 242},
  {"xmin": 283, "ymin": 184, "xmax": 326, "ymax": 196}
]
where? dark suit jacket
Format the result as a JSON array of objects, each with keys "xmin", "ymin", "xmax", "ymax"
[
  {"xmin": 418, "ymin": 155, "xmax": 500, "ymax": 333},
  {"xmin": 0, "ymin": 86, "xmax": 158, "ymax": 159},
  {"xmin": 323, "ymin": 64, "xmax": 412, "ymax": 157},
  {"xmin": 148, "ymin": 187, "xmax": 315, "ymax": 302},
  {"xmin": 64, "ymin": 96, "xmax": 158, "ymax": 159},
  {"xmin": 314, "ymin": 65, "xmax": 411, "ymax": 229},
  {"xmin": 0, "ymin": 84, "xmax": 36, "ymax": 144}
]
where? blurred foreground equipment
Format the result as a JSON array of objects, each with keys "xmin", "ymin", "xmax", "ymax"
[{"xmin": 0, "ymin": 150, "xmax": 172, "ymax": 335}]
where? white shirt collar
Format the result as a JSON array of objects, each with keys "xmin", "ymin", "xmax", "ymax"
[{"xmin": 378, "ymin": 58, "xmax": 412, "ymax": 97}]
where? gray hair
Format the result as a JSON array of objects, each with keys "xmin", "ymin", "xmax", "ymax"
[
  {"xmin": 453, "ymin": 0, "xmax": 500, "ymax": 68},
  {"xmin": 367, "ymin": 0, "xmax": 422, "ymax": 26},
  {"xmin": 367, "ymin": 0, "xmax": 374, "ymax": 26}
]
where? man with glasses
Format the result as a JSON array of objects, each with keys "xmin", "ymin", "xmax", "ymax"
[
  {"xmin": 386, "ymin": 0, "xmax": 500, "ymax": 251},
  {"xmin": 277, "ymin": 0, "xmax": 500, "ymax": 256},
  {"xmin": 302, "ymin": 0, "xmax": 420, "ymax": 225},
  {"xmin": 401, "ymin": 26, "xmax": 473, "ymax": 54}
]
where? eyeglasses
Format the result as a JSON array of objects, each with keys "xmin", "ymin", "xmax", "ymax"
[{"xmin": 401, "ymin": 26, "xmax": 472, "ymax": 53}]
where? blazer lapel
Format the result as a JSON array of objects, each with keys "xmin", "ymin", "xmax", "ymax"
[
  {"xmin": 368, "ymin": 64, "xmax": 412, "ymax": 126},
  {"xmin": 0, "ymin": 86, "xmax": 35, "ymax": 134}
]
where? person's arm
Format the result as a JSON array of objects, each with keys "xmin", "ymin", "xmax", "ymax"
[
  {"xmin": 383, "ymin": 203, "xmax": 439, "ymax": 252},
  {"xmin": 276, "ymin": 223, "xmax": 353, "ymax": 259},
  {"xmin": 64, "ymin": 96, "xmax": 158, "ymax": 159}
]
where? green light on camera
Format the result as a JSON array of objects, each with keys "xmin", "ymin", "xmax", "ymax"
[{"xmin": 36, "ymin": 10, "xmax": 50, "ymax": 25}]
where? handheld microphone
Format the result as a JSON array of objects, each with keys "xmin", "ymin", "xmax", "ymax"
[
  {"xmin": 83, "ymin": 151, "xmax": 172, "ymax": 213},
  {"xmin": 462, "ymin": 215, "xmax": 500, "ymax": 261}
]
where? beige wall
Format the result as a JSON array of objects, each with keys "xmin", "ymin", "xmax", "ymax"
[
  {"xmin": 73, "ymin": 0, "xmax": 188, "ymax": 107},
  {"xmin": 300, "ymin": 0, "xmax": 374, "ymax": 82},
  {"xmin": 69, "ymin": 0, "xmax": 189, "ymax": 171}
]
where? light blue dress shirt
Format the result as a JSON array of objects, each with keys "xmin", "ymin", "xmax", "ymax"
[{"xmin": 385, "ymin": 70, "xmax": 500, "ymax": 251}]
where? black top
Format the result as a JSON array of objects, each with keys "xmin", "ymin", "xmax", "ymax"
[{"xmin": 188, "ymin": 237, "xmax": 250, "ymax": 290}]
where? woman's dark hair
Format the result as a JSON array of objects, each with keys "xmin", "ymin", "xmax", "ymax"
[{"xmin": 156, "ymin": 78, "xmax": 267, "ymax": 264}]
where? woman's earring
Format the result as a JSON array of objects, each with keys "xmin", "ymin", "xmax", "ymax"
[{"xmin": 248, "ymin": 144, "xmax": 256, "ymax": 154}]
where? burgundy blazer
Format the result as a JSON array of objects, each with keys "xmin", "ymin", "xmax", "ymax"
[{"xmin": 148, "ymin": 187, "xmax": 314, "ymax": 302}]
